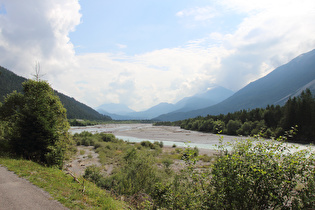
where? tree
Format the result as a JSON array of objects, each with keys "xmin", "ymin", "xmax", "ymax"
[
  {"xmin": 226, "ymin": 120, "xmax": 242, "ymax": 135},
  {"xmin": 0, "ymin": 79, "xmax": 74, "ymax": 167}
]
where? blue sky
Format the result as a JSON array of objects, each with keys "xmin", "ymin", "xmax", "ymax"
[
  {"xmin": 70, "ymin": 0, "xmax": 243, "ymax": 55},
  {"xmin": 1, "ymin": 0, "xmax": 315, "ymax": 111}
]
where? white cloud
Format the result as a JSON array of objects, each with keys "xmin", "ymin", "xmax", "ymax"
[
  {"xmin": 213, "ymin": 0, "xmax": 315, "ymax": 90},
  {"xmin": 0, "ymin": 0, "xmax": 81, "ymax": 77},
  {"xmin": 176, "ymin": 6, "xmax": 217, "ymax": 21},
  {"xmin": 116, "ymin": 44, "xmax": 127, "ymax": 49},
  {"xmin": 1, "ymin": 0, "xmax": 315, "ymax": 112}
]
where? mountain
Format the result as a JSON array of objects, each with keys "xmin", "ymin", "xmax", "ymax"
[
  {"xmin": 127, "ymin": 102, "xmax": 176, "ymax": 119},
  {"xmin": 0, "ymin": 66, "xmax": 111, "ymax": 121},
  {"xmin": 97, "ymin": 102, "xmax": 176, "ymax": 120},
  {"xmin": 97, "ymin": 86, "xmax": 233, "ymax": 120},
  {"xmin": 96, "ymin": 103, "xmax": 135, "ymax": 115},
  {"xmin": 155, "ymin": 49, "xmax": 315, "ymax": 121},
  {"xmin": 173, "ymin": 86, "xmax": 234, "ymax": 113}
]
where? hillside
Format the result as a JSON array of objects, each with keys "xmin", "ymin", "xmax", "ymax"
[
  {"xmin": 0, "ymin": 66, "xmax": 111, "ymax": 121},
  {"xmin": 155, "ymin": 49, "xmax": 315, "ymax": 121}
]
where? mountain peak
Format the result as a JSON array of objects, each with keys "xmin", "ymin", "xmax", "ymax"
[{"xmin": 155, "ymin": 49, "xmax": 315, "ymax": 121}]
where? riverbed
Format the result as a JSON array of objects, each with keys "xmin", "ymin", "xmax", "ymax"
[{"xmin": 70, "ymin": 123, "xmax": 245, "ymax": 151}]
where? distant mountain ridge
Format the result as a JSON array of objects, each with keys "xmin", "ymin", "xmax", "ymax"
[
  {"xmin": 97, "ymin": 103, "xmax": 135, "ymax": 115},
  {"xmin": 172, "ymin": 86, "xmax": 234, "ymax": 113},
  {"xmin": 155, "ymin": 49, "xmax": 315, "ymax": 121},
  {"xmin": 97, "ymin": 86, "xmax": 234, "ymax": 120},
  {"xmin": 0, "ymin": 66, "xmax": 111, "ymax": 121}
]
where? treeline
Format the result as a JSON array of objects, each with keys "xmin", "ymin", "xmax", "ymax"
[
  {"xmin": 68, "ymin": 119, "xmax": 101, "ymax": 126},
  {"xmin": 155, "ymin": 89, "xmax": 315, "ymax": 143}
]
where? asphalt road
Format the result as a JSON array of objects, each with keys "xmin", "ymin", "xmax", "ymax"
[{"xmin": 0, "ymin": 166, "xmax": 67, "ymax": 210}]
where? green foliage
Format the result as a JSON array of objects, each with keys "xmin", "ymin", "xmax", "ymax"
[
  {"xmin": 83, "ymin": 165, "xmax": 107, "ymax": 187},
  {"xmin": 0, "ymin": 79, "xmax": 74, "ymax": 167},
  {"xmin": 140, "ymin": 140, "xmax": 163, "ymax": 150},
  {"xmin": 100, "ymin": 133, "xmax": 118, "ymax": 142},
  {"xmin": 0, "ymin": 66, "xmax": 25, "ymax": 102},
  {"xmin": 152, "ymin": 146, "xmax": 210, "ymax": 209},
  {"xmin": 0, "ymin": 120, "xmax": 10, "ymax": 155},
  {"xmin": 151, "ymin": 136, "xmax": 315, "ymax": 209},
  {"xmin": 104, "ymin": 148, "xmax": 161, "ymax": 195},
  {"xmin": 68, "ymin": 119, "xmax": 100, "ymax": 126},
  {"xmin": 73, "ymin": 132, "xmax": 121, "ymax": 146},
  {"xmin": 209, "ymin": 138, "xmax": 315, "ymax": 209},
  {"xmin": 281, "ymin": 89, "xmax": 315, "ymax": 141},
  {"xmin": 74, "ymin": 131, "xmax": 315, "ymax": 209},
  {"xmin": 226, "ymin": 119, "xmax": 242, "ymax": 135}
]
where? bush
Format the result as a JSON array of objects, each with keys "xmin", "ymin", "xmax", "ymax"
[
  {"xmin": 237, "ymin": 121, "xmax": 253, "ymax": 136},
  {"xmin": 181, "ymin": 146, "xmax": 199, "ymax": 163},
  {"xmin": 226, "ymin": 120, "xmax": 242, "ymax": 135},
  {"xmin": 104, "ymin": 148, "xmax": 160, "ymax": 195},
  {"xmin": 100, "ymin": 133, "xmax": 117, "ymax": 142},
  {"xmin": 152, "ymin": 134, "xmax": 315, "ymax": 209},
  {"xmin": 213, "ymin": 120, "xmax": 225, "ymax": 133},
  {"xmin": 154, "ymin": 141, "xmax": 163, "ymax": 148},
  {"xmin": 162, "ymin": 158, "xmax": 173, "ymax": 168},
  {"xmin": 140, "ymin": 141, "xmax": 160, "ymax": 149},
  {"xmin": 152, "ymin": 146, "xmax": 210, "ymax": 209},
  {"xmin": 209, "ymin": 138, "xmax": 315, "ymax": 209},
  {"xmin": 83, "ymin": 165, "xmax": 106, "ymax": 188}
]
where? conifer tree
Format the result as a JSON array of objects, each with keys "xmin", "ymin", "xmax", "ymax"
[{"xmin": 0, "ymin": 79, "xmax": 74, "ymax": 167}]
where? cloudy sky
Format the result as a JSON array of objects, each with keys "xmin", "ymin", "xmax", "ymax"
[{"xmin": 1, "ymin": 0, "xmax": 315, "ymax": 111}]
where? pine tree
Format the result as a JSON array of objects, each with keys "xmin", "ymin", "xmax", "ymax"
[{"xmin": 0, "ymin": 79, "xmax": 74, "ymax": 167}]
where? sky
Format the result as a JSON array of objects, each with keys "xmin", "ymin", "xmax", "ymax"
[{"xmin": 0, "ymin": 0, "xmax": 315, "ymax": 111}]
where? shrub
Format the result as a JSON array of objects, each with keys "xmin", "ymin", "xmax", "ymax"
[
  {"xmin": 213, "ymin": 120, "xmax": 225, "ymax": 133},
  {"xmin": 162, "ymin": 158, "xmax": 173, "ymax": 168},
  {"xmin": 181, "ymin": 146, "xmax": 199, "ymax": 163},
  {"xmin": 100, "ymin": 133, "xmax": 117, "ymax": 142},
  {"xmin": 152, "ymin": 133, "xmax": 315, "ymax": 209},
  {"xmin": 152, "ymin": 146, "xmax": 210, "ymax": 209},
  {"xmin": 226, "ymin": 120, "xmax": 242, "ymax": 135},
  {"xmin": 104, "ymin": 148, "xmax": 160, "ymax": 195},
  {"xmin": 209, "ymin": 138, "xmax": 315, "ymax": 209},
  {"xmin": 154, "ymin": 141, "xmax": 163, "ymax": 148},
  {"xmin": 83, "ymin": 165, "xmax": 106, "ymax": 188},
  {"xmin": 140, "ymin": 141, "xmax": 157, "ymax": 149}
]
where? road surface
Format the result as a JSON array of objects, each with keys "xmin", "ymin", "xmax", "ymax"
[{"xmin": 0, "ymin": 166, "xmax": 67, "ymax": 210}]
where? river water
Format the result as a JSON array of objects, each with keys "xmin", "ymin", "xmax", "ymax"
[
  {"xmin": 69, "ymin": 124, "xmax": 314, "ymax": 152},
  {"xmin": 70, "ymin": 124, "xmax": 244, "ymax": 150}
]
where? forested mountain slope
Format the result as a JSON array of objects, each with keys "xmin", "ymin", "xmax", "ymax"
[
  {"xmin": 0, "ymin": 66, "xmax": 111, "ymax": 121},
  {"xmin": 155, "ymin": 49, "xmax": 315, "ymax": 121}
]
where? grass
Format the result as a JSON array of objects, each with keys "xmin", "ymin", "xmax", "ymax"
[{"xmin": 0, "ymin": 157, "xmax": 127, "ymax": 209}]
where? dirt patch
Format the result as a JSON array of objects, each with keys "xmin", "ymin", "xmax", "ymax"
[{"xmin": 65, "ymin": 146, "xmax": 101, "ymax": 176}]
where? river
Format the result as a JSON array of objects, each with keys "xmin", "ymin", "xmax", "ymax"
[
  {"xmin": 69, "ymin": 123, "xmax": 315, "ymax": 153},
  {"xmin": 70, "ymin": 123, "xmax": 249, "ymax": 150}
]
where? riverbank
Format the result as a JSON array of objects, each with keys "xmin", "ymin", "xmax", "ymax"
[{"xmin": 70, "ymin": 123, "xmax": 245, "ymax": 155}]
